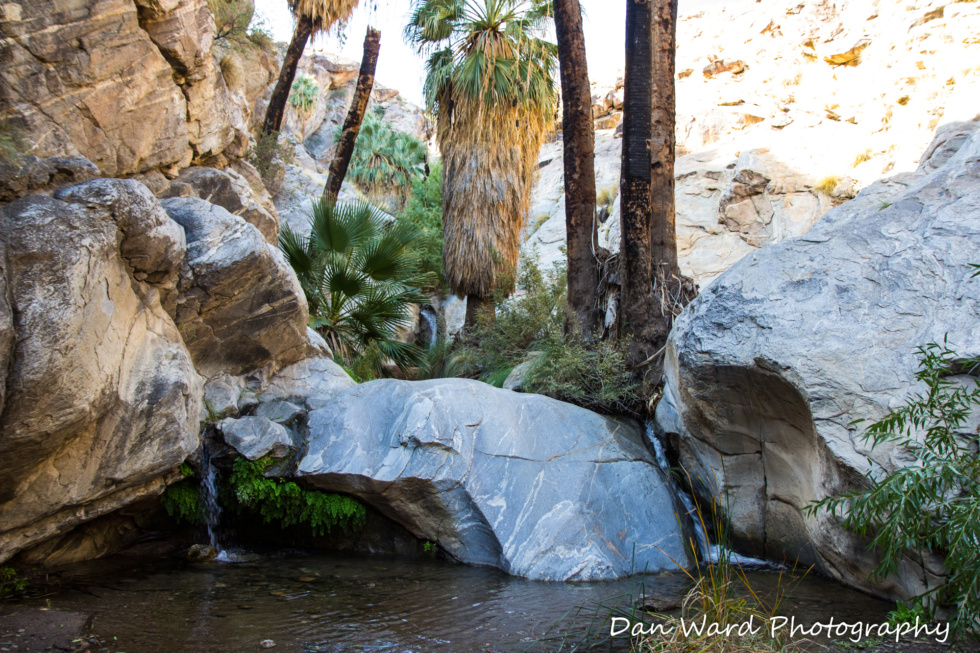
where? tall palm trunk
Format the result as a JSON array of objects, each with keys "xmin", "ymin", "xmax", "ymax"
[
  {"xmin": 620, "ymin": 0, "xmax": 685, "ymax": 373},
  {"xmin": 650, "ymin": 0, "xmax": 678, "ymax": 276},
  {"xmin": 262, "ymin": 14, "xmax": 314, "ymax": 135},
  {"xmin": 620, "ymin": 0, "xmax": 656, "ymax": 363},
  {"xmin": 324, "ymin": 27, "xmax": 382, "ymax": 202},
  {"xmin": 554, "ymin": 0, "xmax": 598, "ymax": 339}
]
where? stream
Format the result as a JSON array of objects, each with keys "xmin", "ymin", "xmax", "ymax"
[{"xmin": 5, "ymin": 549, "xmax": 898, "ymax": 652}]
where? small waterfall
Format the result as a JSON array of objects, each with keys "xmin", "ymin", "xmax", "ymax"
[
  {"xmin": 645, "ymin": 421, "xmax": 773, "ymax": 569},
  {"xmin": 646, "ymin": 422, "xmax": 710, "ymax": 561},
  {"xmin": 421, "ymin": 307, "xmax": 439, "ymax": 350},
  {"xmin": 200, "ymin": 440, "xmax": 222, "ymax": 550}
]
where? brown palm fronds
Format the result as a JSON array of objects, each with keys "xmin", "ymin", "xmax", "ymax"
[{"xmin": 287, "ymin": 0, "xmax": 359, "ymax": 33}]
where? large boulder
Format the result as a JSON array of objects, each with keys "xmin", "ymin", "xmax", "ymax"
[
  {"xmin": 298, "ymin": 379, "xmax": 692, "ymax": 581},
  {"xmin": 163, "ymin": 197, "xmax": 312, "ymax": 379},
  {"xmin": 0, "ymin": 179, "xmax": 203, "ymax": 564},
  {"xmin": 169, "ymin": 166, "xmax": 279, "ymax": 245},
  {"xmin": 656, "ymin": 120, "xmax": 980, "ymax": 600}
]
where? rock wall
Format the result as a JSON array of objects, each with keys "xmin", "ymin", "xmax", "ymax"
[
  {"xmin": 526, "ymin": 0, "xmax": 980, "ymax": 286},
  {"xmin": 0, "ymin": 0, "xmax": 274, "ymax": 177},
  {"xmin": 655, "ymin": 119, "xmax": 980, "ymax": 600}
]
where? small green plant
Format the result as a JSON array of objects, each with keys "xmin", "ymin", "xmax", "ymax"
[
  {"xmin": 888, "ymin": 601, "xmax": 926, "ymax": 628},
  {"xmin": 246, "ymin": 130, "xmax": 294, "ymax": 185},
  {"xmin": 207, "ymin": 0, "xmax": 254, "ymax": 43},
  {"xmin": 0, "ymin": 120, "xmax": 25, "ymax": 166},
  {"xmin": 0, "ymin": 567, "xmax": 28, "ymax": 601},
  {"xmin": 289, "ymin": 75, "xmax": 319, "ymax": 123},
  {"xmin": 807, "ymin": 337, "xmax": 980, "ymax": 642},
  {"xmin": 179, "ymin": 462, "xmax": 194, "ymax": 476},
  {"xmin": 422, "ymin": 540, "xmax": 435, "ymax": 554},
  {"xmin": 228, "ymin": 457, "xmax": 366, "ymax": 536},
  {"xmin": 162, "ymin": 479, "xmax": 203, "ymax": 525},
  {"xmin": 879, "ymin": 202, "xmax": 893, "ymax": 210}
]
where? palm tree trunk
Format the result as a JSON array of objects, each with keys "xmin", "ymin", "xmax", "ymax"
[
  {"xmin": 620, "ymin": 0, "xmax": 657, "ymax": 364},
  {"xmin": 554, "ymin": 0, "xmax": 599, "ymax": 339},
  {"xmin": 324, "ymin": 27, "xmax": 381, "ymax": 203},
  {"xmin": 650, "ymin": 0, "xmax": 679, "ymax": 276},
  {"xmin": 262, "ymin": 14, "xmax": 313, "ymax": 135}
]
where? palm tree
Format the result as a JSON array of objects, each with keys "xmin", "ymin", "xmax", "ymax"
[
  {"xmin": 343, "ymin": 111, "xmax": 428, "ymax": 208},
  {"xmin": 406, "ymin": 0, "xmax": 558, "ymax": 324},
  {"xmin": 262, "ymin": 0, "xmax": 360, "ymax": 135},
  {"xmin": 279, "ymin": 200, "xmax": 435, "ymax": 374},
  {"xmin": 552, "ymin": 0, "xmax": 599, "ymax": 338}
]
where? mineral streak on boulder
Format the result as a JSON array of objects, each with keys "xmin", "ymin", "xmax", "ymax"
[{"xmin": 298, "ymin": 378, "xmax": 692, "ymax": 581}]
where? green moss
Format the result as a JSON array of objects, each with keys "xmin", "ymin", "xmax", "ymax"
[
  {"xmin": 228, "ymin": 458, "xmax": 366, "ymax": 536},
  {"xmin": 162, "ymin": 479, "xmax": 202, "ymax": 525}
]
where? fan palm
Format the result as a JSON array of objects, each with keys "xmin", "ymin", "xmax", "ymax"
[
  {"xmin": 344, "ymin": 112, "xmax": 428, "ymax": 208},
  {"xmin": 262, "ymin": 0, "xmax": 360, "ymax": 135},
  {"xmin": 279, "ymin": 200, "xmax": 435, "ymax": 373},
  {"xmin": 406, "ymin": 0, "xmax": 558, "ymax": 321}
]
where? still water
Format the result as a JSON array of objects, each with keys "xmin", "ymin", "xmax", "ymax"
[{"xmin": 12, "ymin": 549, "xmax": 896, "ymax": 652}]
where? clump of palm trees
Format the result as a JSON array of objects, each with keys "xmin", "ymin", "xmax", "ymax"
[{"xmin": 406, "ymin": 0, "xmax": 559, "ymax": 323}]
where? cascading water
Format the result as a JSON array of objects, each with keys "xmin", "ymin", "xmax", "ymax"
[
  {"xmin": 421, "ymin": 307, "xmax": 439, "ymax": 350},
  {"xmin": 644, "ymin": 421, "xmax": 771, "ymax": 568},
  {"xmin": 200, "ymin": 440, "xmax": 222, "ymax": 551}
]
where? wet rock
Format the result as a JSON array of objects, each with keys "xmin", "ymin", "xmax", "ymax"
[
  {"xmin": 299, "ymin": 379, "xmax": 692, "ymax": 581},
  {"xmin": 218, "ymin": 416, "xmax": 298, "ymax": 461},
  {"xmin": 204, "ymin": 375, "xmax": 245, "ymax": 419},
  {"xmin": 187, "ymin": 544, "xmax": 218, "ymax": 562},
  {"xmin": 658, "ymin": 120, "xmax": 980, "ymax": 601}
]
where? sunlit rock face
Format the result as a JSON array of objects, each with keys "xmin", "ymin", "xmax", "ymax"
[
  {"xmin": 657, "ymin": 120, "xmax": 980, "ymax": 601},
  {"xmin": 526, "ymin": 0, "xmax": 980, "ymax": 286},
  {"xmin": 0, "ymin": 0, "xmax": 266, "ymax": 177},
  {"xmin": 299, "ymin": 378, "xmax": 693, "ymax": 581}
]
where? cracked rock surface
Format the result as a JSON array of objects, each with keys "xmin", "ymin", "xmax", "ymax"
[{"xmin": 298, "ymin": 378, "xmax": 691, "ymax": 581}]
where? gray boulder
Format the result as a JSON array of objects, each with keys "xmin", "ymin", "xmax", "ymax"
[
  {"xmin": 253, "ymin": 400, "xmax": 306, "ymax": 426},
  {"xmin": 258, "ymin": 357, "xmax": 356, "ymax": 411},
  {"xmin": 0, "ymin": 179, "xmax": 203, "ymax": 564},
  {"xmin": 170, "ymin": 166, "xmax": 279, "ymax": 245},
  {"xmin": 298, "ymin": 379, "xmax": 691, "ymax": 581},
  {"xmin": 163, "ymin": 197, "xmax": 312, "ymax": 379},
  {"xmin": 657, "ymin": 120, "xmax": 980, "ymax": 600},
  {"xmin": 218, "ymin": 417, "xmax": 298, "ymax": 461}
]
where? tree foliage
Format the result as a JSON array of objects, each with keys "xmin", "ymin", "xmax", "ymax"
[
  {"xmin": 399, "ymin": 163, "xmax": 445, "ymax": 291},
  {"xmin": 808, "ymin": 339, "xmax": 980, "ymax": 642},
  {"xmin": 279, "ymin": 200, "xmax": 435, "ymax": 374},
  {"xmin": 343, "ymin": 110, "xmax": 427, "ymax": 209}
]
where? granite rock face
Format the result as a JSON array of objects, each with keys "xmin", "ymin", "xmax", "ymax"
[
  {"xmin": 170, "ymin": 166, "xmax": 279, "ymax": 245},
  {"xmin": 0, "ymin": 0, "xmax": 259, "ymax": 177},
  {"xmin": 299, "ymin": 379, "xmax": 692, "ymax": 581},
  {"xmin": 656, "ymin": 120, "xmax": 980, "ymax": 600},
  {"xmin": 163, "ymin": 197, "xmax": 311, "ymax": 379},
  {"xmin": 0, "ymin": 179, "xmax": 203, "ymax": 564}
]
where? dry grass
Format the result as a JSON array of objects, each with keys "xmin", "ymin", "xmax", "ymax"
[
  {"xmin": 852, "ymin": 150, "xmax": 873, "ymax": 167},
  {"xmin": 814, "ymin": 176, "xmax": 840, "ymax": 194},
  {"xmin": 597, "ymin": 184, "xmax": 618, "ymax": 211},
  {"xmin": 288, "ymin": 0, "xmax": 359, "ymax": 32},
  {"xmin": 439, "ymin": 98, "xmax": 550, "ymax": 298}
]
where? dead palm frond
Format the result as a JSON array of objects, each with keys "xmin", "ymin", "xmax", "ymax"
[
  {"xmin": 287, "ymin": 0, "xmax": 360, "ymax": 33},
  {"xmin": 407, "ymin": 0, "xmax": 558, "ymax": 299}
]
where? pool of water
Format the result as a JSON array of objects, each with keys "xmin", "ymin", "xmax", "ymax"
[{"xmin": 6, "ymin": 549, "xmax": 897, "ymax": 652}]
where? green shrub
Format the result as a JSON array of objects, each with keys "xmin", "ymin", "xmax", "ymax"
[
  {"xmin": 207, "ymin": 0, "xmax": 254, "ymax": 44},
  {"xmin": 246, "ymin": 130, "xmax": 293, "ymax": 185},
  {"xmin": 426, "ymin": 253, "xmax": 641, "ymax": 414},
  {"xmin": 399, "ymin": 163, "xmax": 445, "ymax": 292},
  {"xmin": 289, "ymin": 75, "xmax": 319, "ymax": 133},
  {"xmin": 0, "ymin": 567, "xmax": 27, "ymax": 601},
  {"xmin": 280, "ymin": 200, "xmax": 434, "ymax": 374},
  {"xmin": 807, "ymin": 339, "xmax": 980, "ymax": 642},
  {"xmin": 229, "ymin": 457, "xmax": 366, "ymax": 536},
  {"xmin": 162, "ymin": 479, "xmax": 203, "ymax": 525}
]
